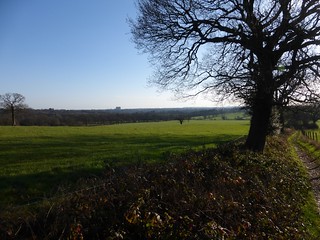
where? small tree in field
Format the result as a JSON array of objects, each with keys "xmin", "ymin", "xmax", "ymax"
[
  {"xmin": 0, "ymin": 93, "xmax": 28, "ymax": 126},
  {"xmin": 130, "ymin": 0, "xmax": 320, "ymax": 151}
]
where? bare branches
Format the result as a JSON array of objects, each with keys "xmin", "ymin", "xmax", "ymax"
[
  {"xmin": 130, "ymin": 0, "xmax": 320, "ymax": 105},
  {"xmin": 0, "ymin": 93, "xmax": 27, "ymax": 126},
  {"xmin": 0, "ymin": 93, "xmax": 27, "ymax": 109},
  {"xmin": 130, "ymin": 0, "xmax": 320, "ymax": 151}
]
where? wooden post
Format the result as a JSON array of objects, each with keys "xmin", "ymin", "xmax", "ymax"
[{"xmin": 312, "ymin": 132, "xmax": 315, "ymax": 141}]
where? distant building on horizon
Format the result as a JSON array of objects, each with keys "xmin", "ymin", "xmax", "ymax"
[{"xmin": 115, "ymin": 106, "xmax": 121, "ymax": 111}]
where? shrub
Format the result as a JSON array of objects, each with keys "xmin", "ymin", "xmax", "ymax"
[{"xmin": 0, "ymin": 137, "xmax": 311, "ymax": 239}]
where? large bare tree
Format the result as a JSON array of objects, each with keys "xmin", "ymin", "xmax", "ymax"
[
  {"xmin": 130, "ymin": 0, "xmax": 320, "ymax": 151},
  {"xmin": 0, "ymin": 93, "xmax": 27, "ymax": 126}
]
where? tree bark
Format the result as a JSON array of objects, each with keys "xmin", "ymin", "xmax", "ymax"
[
  {"xmin": 244, "ymin": 54, "xmax": 276, "ymax": 151},
  {"xmin": 245, "ymin": 95, "xmax": 273, "ymax": 151},
  {"xmin": 245, "ymin": 59, "xmax": 274, "ymax": 152},
  {"xmin": 11, "ymin": 105, "xmax": 16, "ymax": 126}
]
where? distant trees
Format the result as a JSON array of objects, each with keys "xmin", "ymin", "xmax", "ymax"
[
  {"xmin": 130, "ymin": 0, "xmax": 320, "ymax": 151},
  {"xmin": 0, "ymin": 107, "xmax": 244, "ymax": 126},
  {"xmin": 308, "ymin": 103, "xmax": 320, "ymax": 125},
  {"xmin": 0, "ymin": 93, "xmax": 28, "ymax": 126},
  {"xmin": 285, "ymin": 104, "xmax": 320, "ymax": 129}
]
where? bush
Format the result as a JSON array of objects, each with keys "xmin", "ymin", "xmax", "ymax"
[{"xmin": 0, "ymin": 137, "xmax": 311, "ymax": 239}]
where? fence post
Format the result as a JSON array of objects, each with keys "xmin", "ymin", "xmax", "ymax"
[{"xmin": 313, "ymin": 132, "xmax": 315, "ymax": 141}]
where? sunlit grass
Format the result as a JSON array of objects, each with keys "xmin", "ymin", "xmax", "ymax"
[
  {"xmin": 289, "ymin": 132, "xmax": 320, "ymax": 238},
  {"xmin": 2, "ymin": 133, "xmax": 315, "ymax": 239},
  {"xmin": 0, "ymin": 121, "xmax": 249, "ymax": 175},
  {"xmin": 0, "ymin": 120, "xmax": 249, "ymax": 206}
]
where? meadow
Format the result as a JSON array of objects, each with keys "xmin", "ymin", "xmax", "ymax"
[{"xmin": 0, "ymin": 120, "xmax": 249, "ymax": 207}]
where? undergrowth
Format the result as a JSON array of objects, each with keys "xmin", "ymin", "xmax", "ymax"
[{"xmin": 0, "ymin": 136, "xmax": 314, "ymax": 239}]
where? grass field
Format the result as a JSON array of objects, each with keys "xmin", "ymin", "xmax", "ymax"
[{"xmin": 0, "ymin": 120, "xmax": 249, "ymax": 207}]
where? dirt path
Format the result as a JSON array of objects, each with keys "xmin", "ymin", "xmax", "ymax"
[{"xmin": 294, "ymin": 144, "xmax": 320, "ymax": 213}]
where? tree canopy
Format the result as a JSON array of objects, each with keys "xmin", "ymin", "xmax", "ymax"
[{"xmin": 130, "ymin": 0, "xmax": 320, "ymax": 151}]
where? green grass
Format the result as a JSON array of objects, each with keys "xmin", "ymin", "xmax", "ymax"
[
  {"xmin": 2, "ymin": 133, "xmax": 316, "ymax": 239},
  {"xmin": 299, "ymin": 132, "xmax": 320, "ymax": 159},
  {"xmin": 0, "ymin": 120, "xmax": 249, "ymax": 207},
  {"xmin": 289, "ymin": 132, "xmax": 320, "ymax": 238},
  {"xmin": 303, "ymin": 121, "xmax": 320, "ymax": 142}
]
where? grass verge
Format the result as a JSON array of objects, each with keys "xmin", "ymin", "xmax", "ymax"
[
  {"xmin": 288, "ymin": 132, "xmax": 320, "ymax": 238},
  {"xmin": 296, "ymin": 132, "xmax": 320, "ymax": 160}
]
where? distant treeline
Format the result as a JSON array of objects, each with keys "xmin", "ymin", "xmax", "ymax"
[
  {"xmin": 1, "ymin": 105, "xmax": 318, "ymax": 128},
  {"xmin": 284, "ymin": 105, "xmax": 320, "ymax": 129},
  {"xmin": 0, "ymin": 107, "xmax": 244, "ymax": 126}
]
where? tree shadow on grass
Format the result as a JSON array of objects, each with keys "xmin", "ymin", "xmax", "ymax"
[
  {"xmin": 0, "ymin": 133, "xmax": 244, "ymax": 209},
  {"xmin": 0, "ymin": 167, "xmax": 103, "ymax": 210}
]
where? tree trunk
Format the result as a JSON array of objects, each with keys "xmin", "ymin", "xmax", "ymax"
[
  {"xmin": 245, "ymin": 91, "xmax": 273, "ymax": 152},
  {"xmin": 245, "ymin": 55, "xmax": 276, "ymax": 152},
  {"xmin": 278, "ymin": 107, "xmax": 285, "ymax": 133},
  {"xmin": 11, "ymin": 106, "xmax": 16, "ymax": 126}
]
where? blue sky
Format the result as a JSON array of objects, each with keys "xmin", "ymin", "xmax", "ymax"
[{"xmin": 0, "ymin": 0, "xmax": 214, "ymax": 109}]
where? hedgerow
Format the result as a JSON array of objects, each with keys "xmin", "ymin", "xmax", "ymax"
[{"xmin": 0, "ymin": 136, "xmax": 312, "ymax": 239}]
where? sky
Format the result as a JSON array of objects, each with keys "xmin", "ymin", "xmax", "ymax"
[{"xmin": 0, "ymin": 0, "xmax": 217, "ymax": 110}]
